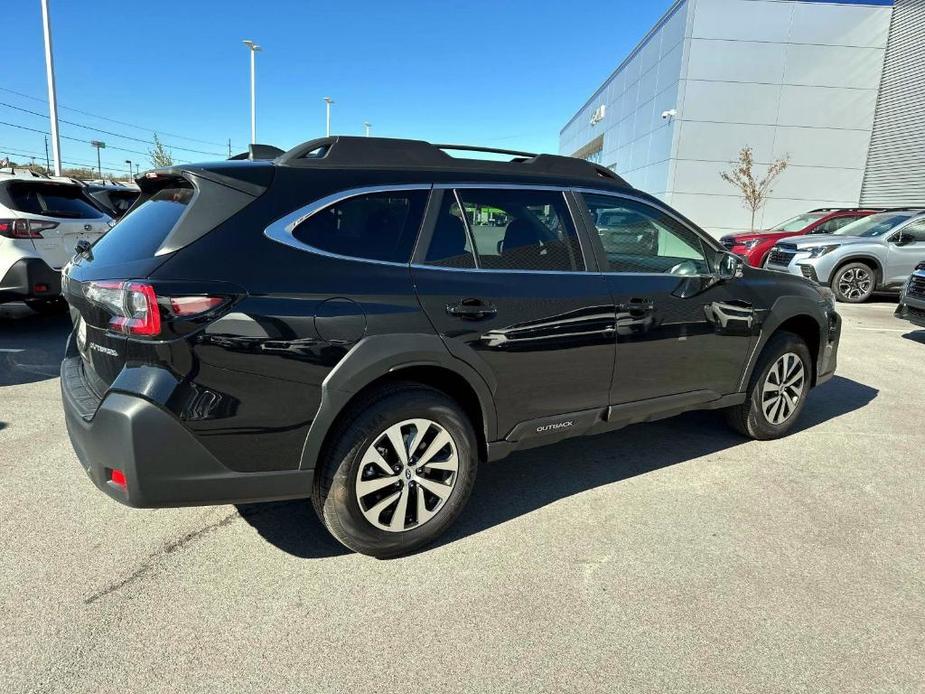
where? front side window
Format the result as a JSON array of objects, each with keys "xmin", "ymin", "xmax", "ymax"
[
  {"xmin": 292, "ymin": 190, "xmax": 428, "ymax": 263},
  {"xmin": 585, "ymin": 194, "xmax": 710, "ymax": 275},
  {"xmin": 425, "ymin": 188, "xmax": 584, "ymax": 272},
  {"xmin": 896, "ymin": 219, "xmax": 925, "ymax": 243}
]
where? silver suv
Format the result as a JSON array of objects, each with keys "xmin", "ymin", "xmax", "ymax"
[{"xmin": 765, "ymin": 210, "xmax": 925, "ymax": 303}]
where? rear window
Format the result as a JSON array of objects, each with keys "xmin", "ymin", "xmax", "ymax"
[
  {"xmin": 6, "ymin": 182, "xmax": 103, "ymax": 219},
  {"xmin": 89, "ymin": 186, "xmax": 193, "ymax": 262}
]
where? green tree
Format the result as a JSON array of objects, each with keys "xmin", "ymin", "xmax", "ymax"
[
  {"xmin": 148, "ymin": 133, "xmax": 174, "ymax": 168},
  {"xmin": 720, "ymin": 146, "xmax": 790, "ymax": 231}
]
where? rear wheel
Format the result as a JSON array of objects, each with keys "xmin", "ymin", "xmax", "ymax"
[
  {"xmin": 831, "ymin": 262, "xmax": 875, "ymax": 303},
  {"xmin": 25, "ymin": 297, "xmax": 68, "ymax": 315},
  {"xmin": 312, "ymin": 384, "xmax": 478, "ymax": 558},
  {"xmin": 726, "ymin": 331, "xmax": 812, "ymax": 440}
]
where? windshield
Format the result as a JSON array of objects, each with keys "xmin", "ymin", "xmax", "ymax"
[
  {"xmin": 770, "ymin": 213, "xmax": 826, "ymax": 232},
  {"xmin": 832, "ymin": 212, "xmax": 916, "ymax": 237}
]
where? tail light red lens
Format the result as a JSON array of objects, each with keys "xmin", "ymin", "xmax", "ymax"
[
  {"xmin": 84, "ymin": 280, "xmax": 226, "ymax": 338},
  {"xmin": 110, "ymin": 282, "xmax": 161, "ymax": 336},
  {"xmin": 0, "ymin": 218, "xmax": 58, "ymax": 239}
]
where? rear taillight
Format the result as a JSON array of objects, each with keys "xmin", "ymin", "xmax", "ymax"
[
  {"xmin": 84, "ymin": 280, "xmax": 226, "ymax": 337},
  {"xmin": 0, "ymin": 218, "xmax": 58, "ymax": 239}
]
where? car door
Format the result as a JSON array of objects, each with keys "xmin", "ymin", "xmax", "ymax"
[
  {"xmin": 886, "ymin": 218, "xmax": 925, "ymax": 286},
  {"xmin": 576, "ymin": 191, "xmax": 757, "ymax": 407},
  {"xmin": 411, "ymin": 186, "xmax": 615, "ymax": 438}
]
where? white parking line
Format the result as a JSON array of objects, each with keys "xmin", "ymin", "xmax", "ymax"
[
  {"xmin": 851, "ymin": 327, "xmax": 913, "ymax": 332},
  {"xmin": 0, "ymin": 348, "xmax": 25, "ymax": 353}
]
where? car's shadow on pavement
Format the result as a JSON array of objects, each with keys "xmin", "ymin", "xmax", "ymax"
[
  {"xmin": 0, "ymin": 304, "xmax": 71, "ymax": 387},
  {"xmin": 902, "ymin": 330, "xmax": 925, "ymax": 345},
  {"xmin": 239, "ymin": 375, "xmax": 877, "ymax": 560}
]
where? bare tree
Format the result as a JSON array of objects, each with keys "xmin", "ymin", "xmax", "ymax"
[
  {"xmin": 720, "ymin": 147, "xmax": 789, "ymax": 231},
  {"xmin": 148, "ymin": 133, "xmax": 174, "ymax": 168}
]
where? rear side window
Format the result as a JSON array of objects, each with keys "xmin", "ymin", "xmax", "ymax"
[
  {"xmin": 425, "ymin": 188, "xmax": 584, "ymax": 272},
  {"xmin": 6, "ymin": 182, "xmax": 103, "ymax": 219},
  {"xmin": 89, "ymin": 186, "xmax": 193, "ymax": 262},
  {"xmin": 292, "ymin": 190, "xmax": 428, "ymax": 263}
]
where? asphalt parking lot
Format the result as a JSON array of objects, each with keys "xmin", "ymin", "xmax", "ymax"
[{"xmin": 1, "ymin": 299, "xmax": 922, "ymax": 693}]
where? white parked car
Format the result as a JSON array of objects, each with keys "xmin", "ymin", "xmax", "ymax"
[{"xmin": 0, "ymin": 170, "xmax": 113, "ymax": 313}]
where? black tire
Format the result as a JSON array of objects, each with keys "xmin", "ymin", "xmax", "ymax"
[
  {"xmin": 830, "ymin": 262, "xmax": 876, "ymax": 303},
  {"xmin": 312, "ymin": 383, "xmax": 478, "ymax": 558},
  {"xmin": 726, "ymin": 331, "xmax": 812, "ymax": 440},
  {"xmin": 24, "ymin": 297, "xmax": 68, "ymax": 315}
]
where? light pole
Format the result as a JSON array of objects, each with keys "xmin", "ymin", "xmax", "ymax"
[
  {"xmin": 323, "ymin": 97, "xmax": 334, "ymax": 137},
  {"xmin": 243, "ymin": 39, "xmax": 262, "ymax": 144},
  {"xmin": 90, "ymin": 140, "xmax": 105, "ymax": 180},
  {"xmin": 125, "ymin": 159, "xmax": 133, "ymax": 181},
  {"xmin": 40, "ymin": 0, "xmax": 62, "ymax": 176},
  {"xmin": 364, "ymin": 121, "xmax": 371, "ymax": 137}
]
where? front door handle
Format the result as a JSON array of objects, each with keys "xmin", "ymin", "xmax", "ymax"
[
  {"xmin": 446, "ymin": 299, "xmax": 498, "ymax": 320},
  {"xmin": 617, "ymin": 298, "xmax": 655, "ymax": 316}
]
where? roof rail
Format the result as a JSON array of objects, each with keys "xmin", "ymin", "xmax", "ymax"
[{"xmin": 275, "ymin": 136, "xmax": 629, "ymax": 185}]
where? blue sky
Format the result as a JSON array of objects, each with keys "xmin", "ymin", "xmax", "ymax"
[{"xmin": 2, "ymin": 0, "xmax": 672, "ymax": 174}]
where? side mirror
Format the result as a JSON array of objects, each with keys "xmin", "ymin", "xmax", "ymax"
[
  {"xmin": 716, "ymin": 252, "xmax": 743, "ymax": 281},
  {"xmin": 894, "ymin": 232, "xmax": 915, "ymax": 246}
]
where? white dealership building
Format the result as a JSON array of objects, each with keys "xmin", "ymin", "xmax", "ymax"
[{"xmin": 559, "ymin": 0, "xmax": 924, "ymax": 236}]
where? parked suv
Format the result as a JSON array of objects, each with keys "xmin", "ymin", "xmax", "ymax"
[
  {"xmin": 764, "ymin": 209, "xmax": 925, "ymax": 303},
  {"xmin": 895, "ymin": 261, "xmax": 925, "ymax": 328},
  {"xmin": 60, "ymin": 137, "xmax": 841, "ymax": 557},
  {"xmin": 720, "ymin": 208, "xmax": 878, "ymax": 267},
  {"xmin": 1, "ymin": 170, "xmax": 113, "ymax": 312}
]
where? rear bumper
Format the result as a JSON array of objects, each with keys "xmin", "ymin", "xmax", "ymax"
[
  {"xmin": 895, "ymin": 294, "xmax": 925, "ymax": 328},
  {"xmin": 61, "ymin": 351, "xmax": 313, "ymax": 508},
  {"xmin": 0, "ymin": 257, "xmax": 61, "ymax": 301}
]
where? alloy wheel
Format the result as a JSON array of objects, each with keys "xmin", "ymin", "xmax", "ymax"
[
  {"xmin": 761, "ymin": 352, "xmax": 805, "ymax": 425},
  {"xmin": 354, "ymin": 418, "xmax": 459, "ymax": 532},
  {"xmin": 837, "ymin": 267, "xmax": 872, "ymax": 300}
]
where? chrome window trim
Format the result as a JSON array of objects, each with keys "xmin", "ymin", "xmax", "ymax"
[
  {"xmin": 262, "ymin": 183, "xmax": 433, "ymax": 266},
  {"xmin": 262, "ymin": 181, "xmax": 719, "ymax": 276}
]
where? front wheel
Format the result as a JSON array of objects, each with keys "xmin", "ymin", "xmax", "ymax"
[
  {"xmin": 726, "ymin": 331, "xmax": 812, "ymax": 440},
  {"xmin": 831, "ymin": 262, "xmax": 875, "ymax": 303},
  {"xmin": 312, "ymin": 384, "xmax": 478, "ymax": 558}
]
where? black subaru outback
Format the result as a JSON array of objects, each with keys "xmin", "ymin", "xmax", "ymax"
[{"xmin": 61, "ymin": 137, "xmax": 841, "ymax": 557}]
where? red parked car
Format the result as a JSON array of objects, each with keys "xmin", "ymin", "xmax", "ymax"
[{"xmin": 720, "ymin": 208, "xmax": 880, "ymax": 267}]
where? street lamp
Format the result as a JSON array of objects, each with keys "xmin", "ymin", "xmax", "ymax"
[
  {"xmin": 323, "ymin": 97, "xmax": 334, "ymax": 137},
  {"xmin": 40, "ymin": 0, "xmax": 62, "ymax": 176},
  {"xmin": 242, "ymin": 39, "xmax": 262, "ymax": 144},
  {"xmin": 364, "ymin": 121, "xmax": 371, "ymax": 137},
  {"xmin": 90, "ymin": 140, "xmax": 105, "ymax": 180},
  {"xmin": 125, "ymin": 159, "xmax": 133, "ymax": 181}
]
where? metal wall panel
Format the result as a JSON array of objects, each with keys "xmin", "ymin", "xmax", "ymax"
[{"xmin": 860, "ymin": 0, "xmax": 925, "ymax": 206}]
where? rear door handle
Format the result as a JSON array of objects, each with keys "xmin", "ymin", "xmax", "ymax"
[{"xmin": 446, "ymin": 299, "xmax": 498, "ymax": 320}]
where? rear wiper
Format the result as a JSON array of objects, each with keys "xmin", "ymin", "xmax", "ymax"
[{"xmin": 75, "ymin": 238, "xmax": 93, "ymax": 261}]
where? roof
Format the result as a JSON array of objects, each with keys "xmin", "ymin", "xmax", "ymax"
[{"xmin": 272, "ymin": 136, "xmax": 632, "ymax": 187}]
